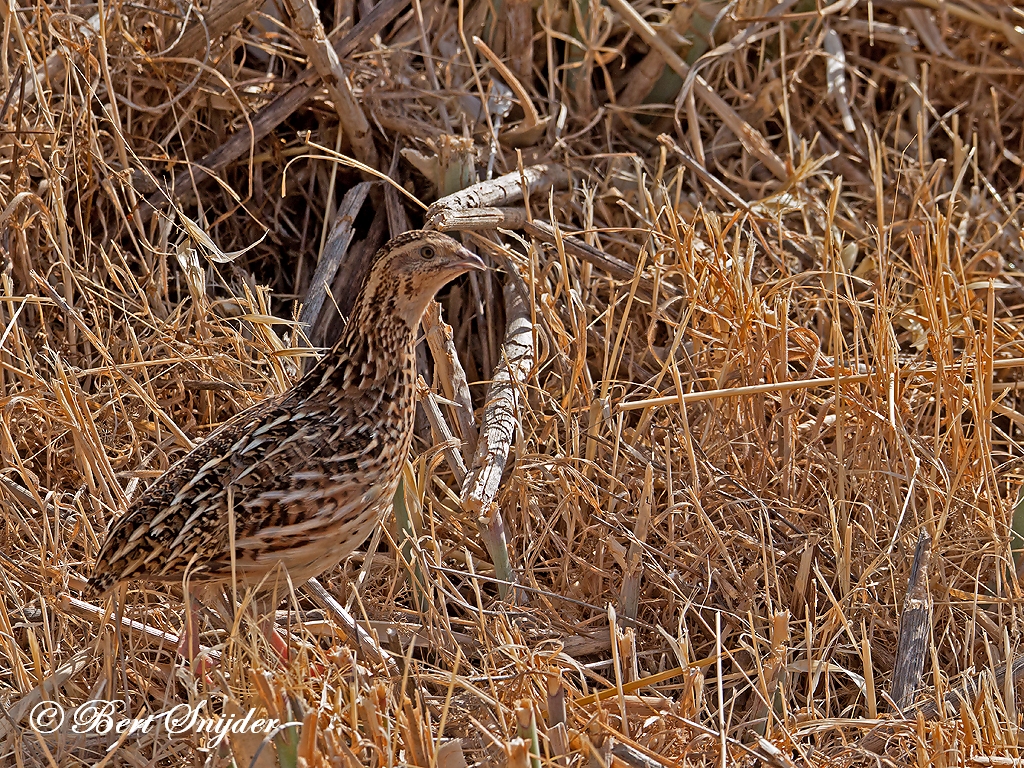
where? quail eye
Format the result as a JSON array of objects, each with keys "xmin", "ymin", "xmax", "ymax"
[{"xmin": 420, "ymin": 245, "xmax": 436, "ymax": 260}]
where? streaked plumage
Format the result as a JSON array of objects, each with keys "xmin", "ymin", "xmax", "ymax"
[{"xmin": 88, "ymin": 230, "xmax": 484, "ymax": 597}]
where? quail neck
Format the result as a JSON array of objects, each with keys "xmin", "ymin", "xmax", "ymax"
[{"xmin": 304, "ymin": 230, "xmax": 482, "ymax": 406}]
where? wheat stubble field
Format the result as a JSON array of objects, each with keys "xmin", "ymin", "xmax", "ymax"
[{"xmin": 2, "ymin": 0, "xmax": 1024, "ymax": 765}]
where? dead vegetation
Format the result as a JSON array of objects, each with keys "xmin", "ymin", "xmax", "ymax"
[{"xmin": 2, "ymin": 0, "xmax": 1024, "ymax": 765}]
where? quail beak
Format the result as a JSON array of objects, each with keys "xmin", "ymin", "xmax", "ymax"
[{"xmin": 454, "ymin": 246, "xmax": 487, "ymax": 272}]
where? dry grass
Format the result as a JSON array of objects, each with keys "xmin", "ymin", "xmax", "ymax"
[{"xmin": 3, "ymin": 0, "xmax": 1024, "ymax": 765}]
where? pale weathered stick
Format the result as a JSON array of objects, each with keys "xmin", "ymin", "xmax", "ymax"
[
  {"xmin": 420, "ymin": 163, "xmax": 687, "ymax": 297},
  {"xmin": 461, "ymin": 281, "xmax": 533, "ymax": 600},
  {"xmin": 609, "ymin": 740, "xmax": 669, "ymax": 768},
  {"xmin": 304, "ymin": 577, "xmax": 399, "ymax": 676},
  {"xmin": 60, "ymin": 594, "xmax": 195, "ymax": 655},
  {"xmin": 463, "ymin": 215, "xmax": 683, "ymax": 303},
  {"xmin": 823, "ymin": 28, "xmax": 855, "ymax": 134},
  {"xmin": 435, "ymin": 207, "xmax": 667, "ymax": 287},
  {"xmin": 0, "ymin": 473, "xmax": 55, "ymax": 530},
  {"xmin": 423, "ymin": 301, "xmax": 478, "ymax": 462},
  {"xmin": 903, "ymin": 0, "xmax": 1024, "ymax": 54},
  {"xmin": 2, "ymin": 480, "xmax": 220, "ymax": 662},
  {"xmin": 900, "ymin": 8, "xmax": 949, "ymax": 56},
  {"xmin": 619, "ymin": 463, "xmax": 653, "ymax": 624},
  {"xmin": 299, "ymin": 180, "xmax": 372, "ymax": 346},
  {"xmin": 424, "ymin": 164, "xmax": 569, "ymax": 230},
  {"xmin": 282, "ymin": 0, "xmax": 378, "ymax": 168},
  {"xmin": 307, "ymin": 200, "xmax": 389, "ymax": 349},
  {"xmin": 658, "ymin": 134, "xmax": 752, "ymax": 212},
  {"xmin": 858, "ymin": 531, "xmax": 940, "ymax": 755},
  {"xmin": 520, "ymin": 219, "xmax": 680, "ymax": 295},
  {"xmin": 429, "ymin": 207, "xmax": 513, "ymax": 231},
  {"xmin": 331, "ymin": 205, "xmax": 389, "ymax": 321},
  {"xmin": 461, "ymin": 281, "xmax": 533, "ymax": 512},
  {"xmin": 419, "ymin": 388, "xmax": 468, "ymax": 485}
]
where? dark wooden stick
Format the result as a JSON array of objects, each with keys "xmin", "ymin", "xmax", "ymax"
[
  {"xmin": 299, "ymin": 181, "xmax": 372, "ymax": 348},
  {"xmin": 168, "ymin": 0, "xmax": 265, "ymax": 59},
  {"xmin": 890, "ymin": 532, "xmax": 933, "ymax": 711}
]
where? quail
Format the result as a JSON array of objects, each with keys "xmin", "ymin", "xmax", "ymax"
[{"xmin": 88, "ymin": 230, "xmax": 484, "ymax": 655}]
